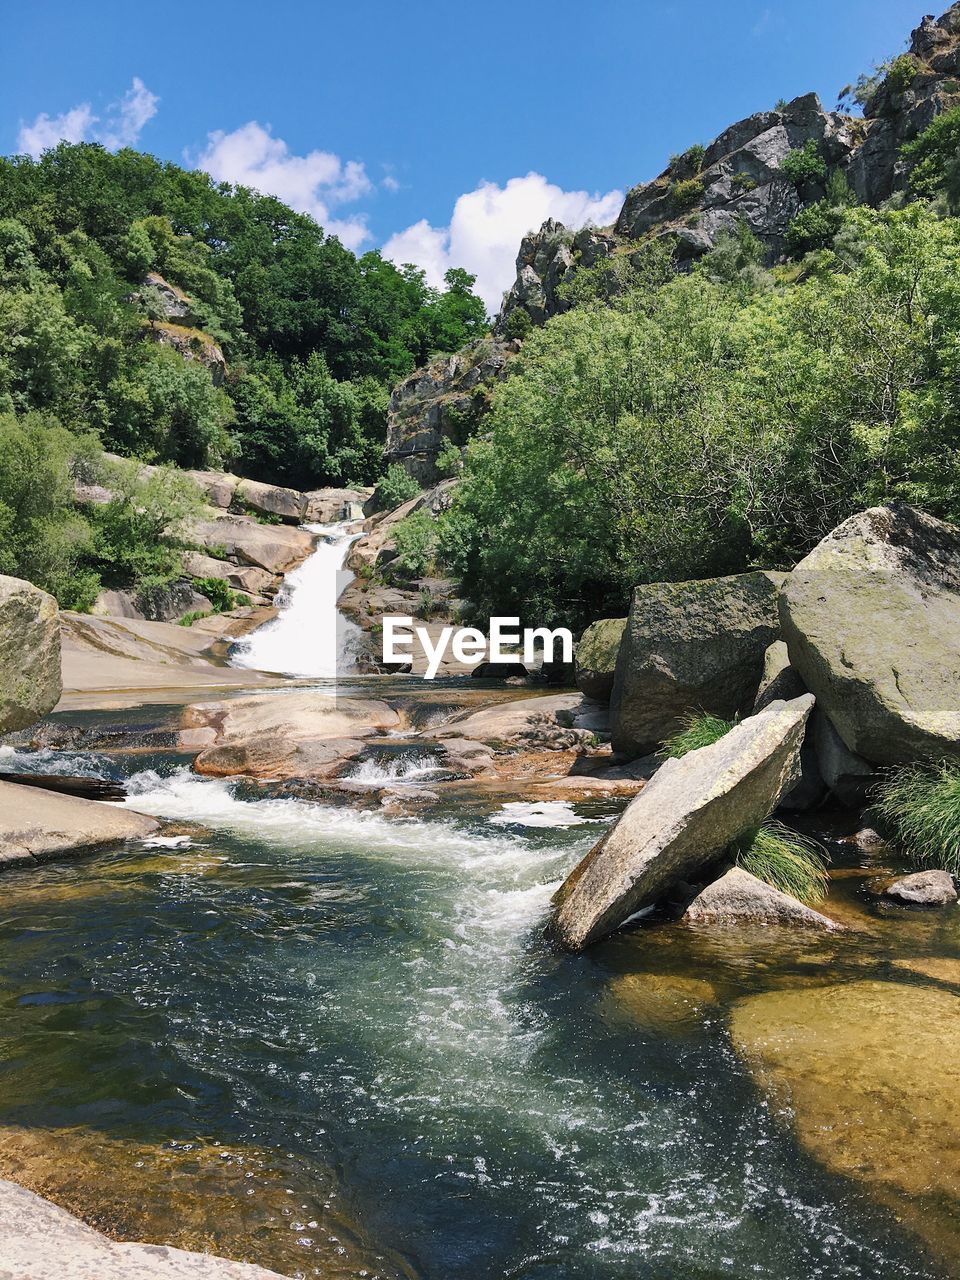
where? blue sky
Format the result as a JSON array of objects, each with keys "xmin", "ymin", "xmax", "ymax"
[{"xmin": 3, "ymin": 0, "xmax": 922, "ymax": 307}]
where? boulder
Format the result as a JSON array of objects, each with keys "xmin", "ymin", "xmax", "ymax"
[
  {"xmin": 303, "ymin": 487, "xmax": 374, "ymax": 523},
  {"xmin": 0, "ymin": 1177, "xmax": 285, "ymax": 1278},
  {"xmin": 92, "ymin": 581, "xmax": 214, "ymax": 624},
  {"xmin": 185, "ymin": 516, "xmax": 315, "ymax": 575},
  {"xmin": 184, "ymin": 468, "xmax": 238, "ymax": 509},
  {"xmin": 141, "ymin": 271, "xmax": 193, "ymax": 322},
  {"xmin": 812, "ymin": 710, "xmax": 875, "ymax": 806},
  {"xmin": 0, "ymin": 575, "xmax": 61, "ymax": 734},
  {"xmin": 683, "ymin": 866, "xmax": 840, "ymax": 928},
  {"xmin": 779, "ymin": 505, "xmax": 960, "ymax": 765},
  {"xmin": 0, "ymin": 780, "xmax": 158, "ymax": 868},
  {"xmin": 752, "ymin": 640, "xmax": 806, "ymax": 712},
  {"xmin": 235, "ymin": 477, "xmax": 304, "ymax": 523},
  {"xmin": 884, "ymin": 869, "xmax": 958, "ymax": 906},
  {"xmin": 575, "ymin": 618, "xmax": 626, "ymax": 702},
  {"xmin": 437, "ymin": 693, "xmax": 585, "ymax": 746},
  {"xmin": 610, "ymin": 571, "xmax": 783, "ymax": 756},
  {"xmin": 195, "ymin": 736, "xmax": 367, "ymax": 780},
  {"xmin": 181, "ymin": 553, "xmax": 275, "ymax": 598},
  {"xmin": 552, "ymin": 694, "xmax": 814, "ymax": 950}
]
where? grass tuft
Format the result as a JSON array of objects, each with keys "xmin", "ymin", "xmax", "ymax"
[
  {"xmin": 875, "ymin": 760, "xmax": 960, "ymax": 875},
  {"xmin": 734, "ymin": 821, "xmax": 829, "ymax": 903},
  {"xmin": 659, "ymin": 712, "xmax": 735, "ymax": 760}
]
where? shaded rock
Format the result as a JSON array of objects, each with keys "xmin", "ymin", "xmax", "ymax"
[
  {"xmin": 0, "ymin": 1177, "xmax": 287, "ymax": 1279},
  {"xmin": 0, "ymin": 780, "xmax": 158, "ymax": 868},
  {"xmin": 683, "ymin": 867, "xmax": 841, "ymax": 929},
  {"xmin": 812, "ymin": 710, "xmax": 875, "ymax": 806},
  {"xmin": 184, "ymin": 516, "xmax": 315, "ymax": 575},
  {"xmin": 730, "ymin": 981, "xmax": 960, "ymax": 1261},
  {"xmin": 180, "ymin": 553, "xmax": 276, "ymax": 598},
  {"xmin": 553, "ymin": 695, "xmax": 814, "ymax": 950},
  {"xmin": 611, "ymin": 571, "xmax": 783, "ymax": 756},
  {"xmin": 753, "ymin": 640, "xmax": 806, "ymax": 712},
  {"xmin": 780, "ymin": 505, "xmax": 960, "ymax": 765},
  {"xmin": 0, "ymin": 574, "xmax": 61, "ymax": 734},
  {"xmin": 93, "ymin": 581, "xmax": 214, "ymax": 625},
  {"xmin": 575, "ymin": 617, "xmax": 626, "ymax": 702},
  {"xmin": 884, "ymin": 869, "xmax": 957, "ymax": 906},
  {"xmin": 235, "ymin": 477, "xmax": 304, "ymax": 523}
]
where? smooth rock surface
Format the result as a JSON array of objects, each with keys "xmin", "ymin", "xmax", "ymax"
[
  {"xmin": 0, "ymin": 574, "xmax": 62, "ymax": 734},
  {"xmin": 575, "ymin": 618, "xmax": 626, "ymax": 702},
  {"xmin": 553, "ymin": 695, "xmax": 814, "ymax": 950},
  {"xmin": 0, "ymin": 1177, "xmax": 285, "ymax": 1278},
  {"xmin": 610, "ymin": 571, "xmax": 783, "ymax": 756},
  {"xmin": 185, "ymin": 516, "xmax": 315, "ymax": 575},
  {"xmin": 683, "ymin": 867, "xmax": 840, "ymax": 928},
  {"xmin": 812, "ymin": 710, "xmax": 875, "ymax": 806},
  {"xmin": 884, "ymin": 869, "xmax": 958, "ymax": 906},
  {"xmin": 780, "ymin": 505, "xmax": 960, "ymax": 764},
  {"xmin": 437, "ymin": 694, "xmax": 584, "ymax": 746},
  {"xmin": 235, "ymin": 477, "xmax": 304, "ymax": 523},
  {"xmin": 0, "ymin": 780, "xmax": 158, "ymax": 868}
]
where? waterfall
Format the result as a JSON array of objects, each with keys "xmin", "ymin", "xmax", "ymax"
[{"xmin": 231, "ymin": 522, "xmax": 364, "ymax": 678}]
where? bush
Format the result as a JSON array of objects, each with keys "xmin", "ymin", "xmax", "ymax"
[
  {"xmin": 885, "ymin": 53, "xmax": 918, "ymax": 97},
  {"xmin": 903, "ymin": 105, "xmax": 960, "ymax": 203},
  {"xmin": 375, "ymin": 462, "xmax": 420, "ymax": 511},
  {"xmin": 435, "ymin": 439, "xmax": 463, "ymax": 477},
  {"xmin": 391, "ymin": 510, "xmax": 437, "ymax": 578},
  {"xmin": 659, "ymin": 712, "xmax": 735, "ymax": 759},
  {"xmin": 503, "ymin": 307, "xmax": 533, "ymax": 340},
  {"xmin": 667, "ymin": 178, "xmax": 704, "ymax": 214},
  {"xmin": 733, "ymin": 821, "xmax": 829, "ymax": 902},
  {"xmin": 875, "ymin": 760, "xmax": 960, "ymax": 875},
  {"xmin": 192, "ymin": 576, "xmax": 238, "ymax": 612},
  {"xmin": 780, "ymin": 140, "xmax": 827, "ymax": 185}
]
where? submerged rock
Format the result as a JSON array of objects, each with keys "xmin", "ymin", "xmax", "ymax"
[
  {"xmin": 730, "ymin": 980, "xmax": 960, "ymax": 1261},
  {"xmin": 600, "ymin": 972, "xmax": 718, "ymax": 1029},
  {"xmin": 682, "ymin": 867, "xmax": 840, "ymax": 929},
  {"xmin": 0, "ymin": 574, "xmax": 61, "ymax": 734},
  {"xmin": 884, "ymin": 869, "xmax": 958, "ymax": 906},
  {"xmin": 552, "ymin": 695, "xmax": 814, "ymax": 950},
  {"xmin": 780, "ymin": 505, "xmax": 960, "ymax": 765},
  {"xmin": 610, "ymin": 571, "xmax": 783, "ymax": 757},
  {"xmin": 575, "ymin": 617, "xmax": 626, "ymax": 702}
]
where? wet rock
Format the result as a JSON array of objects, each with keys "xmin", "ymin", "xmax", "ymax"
[
  {"xmin": 0, "ymin": 780, "xmax": 158, "ymax": 868},
  {"xmin": 884, "ymin": 869, "xmax": 958, "ymax": 906},
  {"xmin": 892, "ymin": 956, "xmax": 960, "ymax": 984},
  {"xmin": 184, "ymin": 515, "xmax": 315, "ymax": 575},
  {"xmin": 610, "ymin": 571, "xmax": 784, "ymax": 756},
  {"xmin": 780, "ymin": 505, "xmax": 960, "ymax": 765},
  {"xmin": 730, "ymin": 980, "xmax": 960, "ymax": 1260},
  {"xmin": 194, "ymin": 736, "xmax": 367, "ymax": 780},
  {"xmin": 436, "ymin": 737, "xmax": 497, "ymax": 774},
  {"xmin": 575, "ymin": 617, "xmax": 626, "ymax": 702},
  {"xmin": 0, "ymin": 575, "xmax": 61, "ymax": 733},
  {"xmin": 553, "ymin": 695, "xmax": 814, "ymax": 950},
  {"xmin": 683, "ymin": 867, "xmax": 841, "ymax": 929},
  {"xmin": 600, "ymin": 972, "xmax": 718, "ymax": 1030}
]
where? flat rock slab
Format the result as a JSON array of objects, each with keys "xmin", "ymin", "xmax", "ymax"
[
  {"xmin": 683, "ymin": 866, "xmax": 841, "ymax": 928},
  {"xmin": 185, "ymin": 516, "xmax": 315, "ymax": 575},
  {"xmin": 553, "ymin": 695, "xmax": 814, "ymax": 950},
  {"xmin": 0, "ymin": 1178, "xmax": 285, "ymax": 1278},
  {"xmin": 437, "ymin": 694, "xmax": 584, "ymax": 744},
  {"xmin": 884, "ymin": 869, "xmax": 958, "ymax": 906},
  {"xmin": 0, "ymin": 780, "xmax": 158, "ymax": 869}
]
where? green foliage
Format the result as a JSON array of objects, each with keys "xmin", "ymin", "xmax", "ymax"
[
  {"xmin": 838, "ymin": 54, "xmax": 916, "ymax": 112},
  {"xmin": 875, "ymin": 760, "xmax": 960, "ymax": 875},
  {"xmin": 671, "ymin": 144, "xmax": 706, "ymax": 174},
  {"xmin": 503, "ymin": 306, "xmax": 533, "ymax": 340},
  {"xmin": 667, "ymin": 178, "xmax": 704, "ymax": 214},
  {"xmin": 391, "ymin": 510, "xmax": 437, "ymax": 578},
  {"xmin": 558, "ymin": 242, "xmax": 675, "ymax": 309},
  {"xmin": 375, "ymin": 462, "xmax": 420, "ymax": 511},
  {"xmin": 191, "ymin": 576, "xmax": 238, "ymax": 612},
  {"xmin": 435, "ymin": 439, "xmax": 463, "ymax": 477},
  {"xmin": 731, "ymin": 172, "xmax": 758, "ymax": 193},
  {"xmin": 903, "ymin": 105, "xmax": 960, "ymax": 207},
  {"xmin": 659, "ymin": 712, "xmax": 735, "ymax": 759},
  {"xmin": 885, "ymin": 53, "xmax": 918, "ymax": 96},
  {"xmin": 780, "ymin": 140, "xmax": 827, "ymax": 185},
  {"xmin": 786, "ymin": 171, "xmax": 858, "ymax": 257},
  {"xmin": 734, "ymin": 821, "xmax": 829, "ymax": 902}
]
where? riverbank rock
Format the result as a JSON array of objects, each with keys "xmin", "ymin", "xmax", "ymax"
[
  {"xmin": 185, "ymin": 516, "xmax": 315, "ymax": 575},
  {"xmin": 0, "ymin": 1177, "xmax": 286, "ymax": 1279},
  {"xmin": 610, "ymin": 572, "xmax": 783, "ymax": 757},
  {"xmin": 780, "ymin": 505, "xmax": 960, "ymax": 765},
  {"xmin": 812, "ymin": 711, "xmax": 875, "ymax": 806},
  {"xmin": 437, "ymin": 693, "xmax": 586, "ymax": 748},
  {"xmin": 0, "ymin": 780, "xmax": 158, "ymax": 868},
  {"xmin": 235, "ymin": 477, "xmax": 304, "ymax": 523},
  {"xmin": 0, "ymin": 574, "xmax": 62, "ymax": 733},
  {"xmin": 752, "ymin": 641, "xmax": 806, "ymax": 712},
  {"xmin": 575, "ymin": 618, "xmax": 626, "ymax": 702},
  {"xmin": 730, "ymin": 981, "xmax": 960, "ymax": 1261},
  {"xmin": 683, "ymin": 867, "xmax": 840, "ymax": 928},
  {"xmin": 303, "ymin": 487, "xmax": 374, "ymax": 522},
  {"xmin": 553, "ymin": 694, "xmax": 814, "ymax": 950},
  {"xmin": 885, "ymin": 869, "xmax": 958, "ymax": 906}
]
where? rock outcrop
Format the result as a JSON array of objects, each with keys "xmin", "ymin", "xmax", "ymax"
[
  {"xmin": 884, "ymin": 869, "xmax": 958, "ymax": 905},
  {"xmin": 683, "ymin": 866, "xmax": 840, "ymax": 928},
  {"xmin": 779, "ymin": 505, "xmax": 960, "ymax": 765},
  {"xmin": 610, "ymin": 571, "xmax": 783, "ymax": 756},
  {"xmin": 184, "ymin": 516, "xmax": 316, "ymax": 576},
  {"xmin": 0, "ymin": 575, "xmax": 62, "ymax": 733},
  {"xmin": 575, "ymin": 618, "xmax": 626, "ymax": 702},
  {"xmin": 0, "ymin": 780, "xmax": 158, "ymax": 869},
  {"xmin": 553, "ymin": 694, "xmax": 814, "ymax": 950}
]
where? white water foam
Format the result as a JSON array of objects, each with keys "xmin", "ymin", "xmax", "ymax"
[
  {"xmin": 231, "ymin": 521, "xmax": 363, "ymax": 678},
  {"xmin": 0, "ymin": 744, "xmax": 112, "ymax": 779},
  {"xmin": 488, "ymin": 800, "xmax": 604, "ymax": 829},
  {"xmin": 344, "ymin": 753, "xmax": 443, "ymax": 786}
]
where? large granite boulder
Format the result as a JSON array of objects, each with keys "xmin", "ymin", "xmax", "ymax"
[
  {"xmin": 184, "ymin": 516, "xmax": 315, "ymax": 575},
  {"xmin": 0, "ymin": 780, "xmax": 158, "ymax": 869},
  {"xmin": 575, "ymin": 618, "xmax": 626, "ymax": 702},
  {"xmin": 683, "ymin": 866, "xmax": 840, "ymax": 929},
  {"xmin": 235, "ymin": 477, "xmax": 304, "ymax": 523},
  {"xmin": 553, "ymin": 694, "xmax": 814, "ymax": 950},
  {"xmin": 303, "ymin": 487, "xmax": 374, "ymax": 523},
  {"xmin": 610, "ymin": 571, "xmax": 783, "ymax": 756},
  {"xmin": 884, "ymin": 869, "xmax": 958, "ymax": 906},
  {"xmin": 0, "ymin": 575, "xmax": 62, "ymax": 734},
  {"xmin": 779, "ymin": 505, "xmax": 960, "ymax": 765}
]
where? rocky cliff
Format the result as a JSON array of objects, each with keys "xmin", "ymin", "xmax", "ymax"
[{"xmin": 385, "ymin": 2, "xmax": 960, "ymax": 482}]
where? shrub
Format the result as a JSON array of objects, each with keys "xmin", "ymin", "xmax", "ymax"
[
  {"xmin": 731, "ymin": 172, "xmax": 758, "ymax": 193},
  {"xmin": 435, "ymin": 439, "xmax": 463, "ymax": 477},
  {"xmin": 391, "ymin": 510, "xmax": 437, "ymax": 578},
  {"xmin": 192, "ymin": 576, "xmax": 238, "ymax": 612},
  {"xmin": 670, "ymin": 144, "xmax": 706, "ymax": 174},
  {"xmin": 902, "ymin": 105, "xmax": 960, "ymax": 203},
  {"xmin": 503, "ymin": 307, "xmax": 533, "ymax": 340},
  {"xmin": 667, "ymin": 178, "xmax": 705, "ymax": 214},
  {"xmin": 780, "ymin": 140, "xmax": 827, "ymax": 185},
  {"xmin": 659, "ymin": 712, "xmax": 735, "ymax": 759},
  {"xmin": 885, "ymin": 53, "xmax": 918, "ymax": 97},
  {"xmin": 875, "ymin": 760, "xmax": 960, "ymax": 875},
  {"xmin": 786, "ymin": 201, "xmax": 846, "ymax": 256},
  {"xmin": 733, "ymin": 821, "xmax": 829, "ymax": 902},
  {"xmin": 375, "ymin": 462, "xmax": 420, "ymax": 511}
]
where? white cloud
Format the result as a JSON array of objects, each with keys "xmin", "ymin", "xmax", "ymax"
[
  {"xmin": 17, "ymin": 77, "xmax": 159, "ymax": 158},
  {"xmin": 382, "ymin": 172, "xmax": 623, "ymax": 312},
  {"xmin": 195, "ymin": 121, "xmax": 373, "ymax": 251}
]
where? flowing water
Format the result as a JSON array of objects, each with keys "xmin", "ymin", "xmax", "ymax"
[
  {"xmin": 232, "ymin": 523, "xmax": 363, "ymax": 678},
  {"xmin": 0, "ymin": 737, "xmax": 958, "ymax": 1280}
]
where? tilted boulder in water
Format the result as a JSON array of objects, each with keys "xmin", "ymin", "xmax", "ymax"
[
  {"xmin": 884, "ymin": 869, "xmax": 958, "ymax": 906},
  {"xmin": 683, "ymin": 866, "xmax": 840, "ymax": 929},
  {"xmin": 0, "ymin": 574, "xmax": 61, "ymax": 735},
  {"xmin": 552, "ymin": 694, "xmax": 814, "ymax": 950},
  {"xmin": 780, "ymin": 505, "xmax": 960, "ymax": 765},
  {"xmin": 610, "ymin": 571, "xmax": 784, "ymax": 757},
  {"xmin": 575, "ymin": 617, "xmax": 626, "ymax": 703}
]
